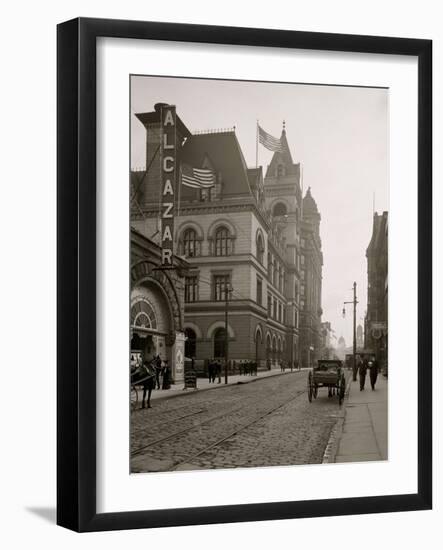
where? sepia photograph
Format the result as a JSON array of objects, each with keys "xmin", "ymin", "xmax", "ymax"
[{"xmin": 129, "ymin": 75, "xmax": 388, "ymax": 474}]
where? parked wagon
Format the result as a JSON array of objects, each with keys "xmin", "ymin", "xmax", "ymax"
[{"xmin": 307, "ymin": 359, "xmax": 346, "ymax": 405}]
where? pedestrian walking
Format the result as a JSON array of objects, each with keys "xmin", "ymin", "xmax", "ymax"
[
  {"xmin": 369, "ymin": 356, "xmax": 379, "ymax": 390},
  {"xmin": 161, "ymin": 360, "xmax": 171, "ymax": 390},
  {"xmin": 154, "ymin": 354, "xmax": 162, "ymax": 389},
  {"xmin": 216, "ymin": 359, "xmax": 222, "ymax": 383},
  {"xmin": 359, "ymin": 357, "xmax": 368, "ymax": 391}
]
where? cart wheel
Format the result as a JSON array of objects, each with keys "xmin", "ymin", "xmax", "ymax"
[
  {"xmin": 307, "ymin": 373, "xmax": 313, "ymax": 402},
  {"xmin": 339, "ymin": 375, "xmax": 346, "ymax": 406},
  {"xmin": 131, "ymin": 386, "xmax": 138, "ymax": 411}
]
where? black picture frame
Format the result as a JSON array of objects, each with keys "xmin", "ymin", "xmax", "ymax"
[{"xmin": 57, "ymin": 17, "xmax": 432, "ymax": 532}]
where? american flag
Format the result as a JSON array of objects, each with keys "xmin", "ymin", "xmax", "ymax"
[
  {"xmin": 258, "ymin": 125, "xmax": 283, "ymax": 152},
  {"xmin": 181, "ymin": 164, "xmax": 216, "ymax": 188}
]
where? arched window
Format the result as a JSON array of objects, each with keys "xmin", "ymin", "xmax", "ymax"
[
  {"xmin": 182, "ymin": 228, "xmax": 200, "ymax": 257},
  {"xmin": 266, "ymin": 334, "xmax": 272, "ymax": 367},
  {"xmin": 130, "ymin": 299, "xmax": 157, "ymax": 330},
  {"xmin": 256, "ymin": 231, "xmax": 265, "ymax": 264},
  {"xmin": 277, "ymin": 164, "xmax": 285, "ymax": 178},
  {"xmin": 214, "ymin": 226, "xmax": 231, "ymax": 256},
  {"xmin": 213, "ymin": 327, "xmax": 227, "ymax": 358},
  {"xmin": 273, "ymin": 202, "xmax": 287, "ymax": 217},
  {"xmin": 184, "ymin": 328, "xmax": 197, "ymax": 358}
]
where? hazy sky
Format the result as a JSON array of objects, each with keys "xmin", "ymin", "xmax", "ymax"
[{"xmin": 131, "ymin": 76, "xmax": 389, "ymax": 345}]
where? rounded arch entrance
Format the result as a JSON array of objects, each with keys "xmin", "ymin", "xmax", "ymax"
[
  {"xmin": 254, "ymin": 325, "xmax": 263, "ymax": 367},
  {"xmin": 213, "ymin": 327, "xmax": 227, "ymax": 359},
  {"xmin": 272, "ymin": 335, "xmax": 277, "ymax": 365},
  {"xmin": 130, "ymin": 283, "xmax": 173, "ymax": 363},
  {"xmin": 130, "ymin": 259, "xmax": 185, "ymax": 382},
  {"xmin": 266, "ymin": 333, "xmax": 272, "ymax": 369}
]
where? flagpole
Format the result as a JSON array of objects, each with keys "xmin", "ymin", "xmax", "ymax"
[{"xmin": 256, "ymin": 120, "xmax": 259, "ymax": 168}]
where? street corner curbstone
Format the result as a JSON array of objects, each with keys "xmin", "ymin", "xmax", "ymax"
[{"xmin": 321, "ymin": 376, "xmax": 352, "ymax": 464}]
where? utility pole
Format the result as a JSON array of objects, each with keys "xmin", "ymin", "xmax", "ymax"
[
  {"xmin": 224, "ymin": 282, "xmax": 232, "ymax": 384},
  {"xmin": 353, "ymin": 282, "xmax": 357, "ymax": 372},
  {"xmin": 343, "ymin": 282, "xmax": 358, "ymax": 378}
]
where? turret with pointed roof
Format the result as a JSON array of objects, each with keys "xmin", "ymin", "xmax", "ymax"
[
  {"xmin": 266, "ymin": 126, "xmax": 300, "ymax": 178},
  {"xmin": 299, "ymin": 185, "xmax": 323, "ymax": 368},
  {"xmin": 263, "ymin": 124, "xmax": 302, "ymax": 227}
]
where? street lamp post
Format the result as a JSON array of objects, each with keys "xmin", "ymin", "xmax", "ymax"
[{"xmin": 343, "ymin": 282, "xmax": 358, "ymax": 380}]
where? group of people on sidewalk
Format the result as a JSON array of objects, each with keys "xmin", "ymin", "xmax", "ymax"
[
  {"xmin": 352, "ymin": 354, "xmax": 380, "ymax": 391},
  {"xmin": 151, "ymin": 354, "xmax": 171, "ymax": 390},
  {"xmin": 207, "ymin": 359, "xmax": 222, "ymax": 383}
]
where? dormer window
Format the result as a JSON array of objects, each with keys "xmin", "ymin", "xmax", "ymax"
[
  {"xmin": 273, "ymin": 202, "xmax": 287, "ymax": 217},
  {"xmin": 277, "ymin": 164, "xmax": 285, "ymax": 178}
]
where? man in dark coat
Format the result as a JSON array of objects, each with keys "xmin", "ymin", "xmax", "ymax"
[
  {"xmin": 208, "ymin": 360, "xmax": 214, "ymax": 383},
  {"xmin": 154, "ymin": 354, "xmax": 162, "ymax": 389},
  {"xmin": 369, "ymin": 356, "xmax": 379, "ymax": 390},
  {"xmin": 359, "ymin": 357, "xmax": 368, "ymax": 391},
  {"xmin": 161, "ymin": 360, "xmax": 171, "ymax": 390}
]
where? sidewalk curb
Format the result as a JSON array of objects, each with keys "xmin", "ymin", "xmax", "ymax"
[
  {"xmin": 322, "ymin": 377, "xmax": 353, "ymax": 464},
  {"xmin": 150, "ymin": 370, "xmax": 301, "ymax": 403}
]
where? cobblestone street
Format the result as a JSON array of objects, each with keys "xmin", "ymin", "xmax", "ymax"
[{"xmin": 131, "ymin": 371, "xmax": 348, "ymax": 472}]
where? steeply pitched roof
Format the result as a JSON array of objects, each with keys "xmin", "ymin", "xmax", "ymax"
[
  {"xmin": 179, "ymin": 131, "xmax": 253, "ymax": 201},
  {"xmin": 303, "ymin": 187, "xmax": 319, "ymax": 215},
  {"xmin": 246, "ymin": 167, "xmax": 262, "ymax": 190},
  {"xmin": 266, "ymin": 129, "xmax": 299, "ymax": 177}
]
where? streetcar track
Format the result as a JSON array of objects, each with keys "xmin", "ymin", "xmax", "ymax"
[
  {"xmin": 131, "ymin": 404, "xmax": 246, "ymax": 456},
  {"xmin": 131, "ymin": 408, "xmax": 207, "ymax": 437},
  {"xmin": 131, "ymin": 391, "xmax": 259, "ymax": 446},
  {"xmin": 131, "ymin": 402, "xmax": 205, "ymax": 417},
  {"xmin": 171, "ymin": 390, "xmax": 306, "ymax": 470}
]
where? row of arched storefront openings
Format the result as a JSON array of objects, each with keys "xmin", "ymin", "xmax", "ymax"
[{"xmin": 184, "ymin": 327, "xmax": 286, "ymax": 362}]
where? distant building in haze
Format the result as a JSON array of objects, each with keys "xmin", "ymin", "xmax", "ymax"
[
  {"xmin": 357, "ymin": 324, "xmax": 364, "ymax": 349},
  {"xmin": 299, "ymin": 188, "xmax": 323, "ymax": 367},
  {"xmin": 365, "ymin": 211, "xmax": 388, "ymax": 371}
]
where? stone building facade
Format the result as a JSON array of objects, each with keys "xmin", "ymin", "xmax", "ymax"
[
  {"xmin": 299, "ymin": 188, "xmax": 323, "ymax": 367},
  {"xmin": 131, "ymin": 103, "xmax": 321, "ymax": 371},
  {"xmin": 130, "ymin": 227, "xmax": 188, "ymax": 383},
  {"xmin": 364, "ymin": 211, "xmax": 388, "ymax": 371}
]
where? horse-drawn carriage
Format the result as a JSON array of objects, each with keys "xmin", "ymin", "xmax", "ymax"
[
  {"xmin": 307, "ymin": 359, "xmax": 346, "ymax": 405},
  {"xmin": 130, "ymin": 360, "xmax": 156, "ymax": 410}
]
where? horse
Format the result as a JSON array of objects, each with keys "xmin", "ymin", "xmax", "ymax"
[{"xmin": 131, "ymin": 360, "xmax": 156, "ymax": 409}]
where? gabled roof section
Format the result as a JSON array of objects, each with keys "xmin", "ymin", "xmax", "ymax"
[
  {"xmin": 246, "ymin": 166, "xmax": 263, "ymax": 191},
  {"xmin": 179, "ymin": 131, "xmax": 254, "ymax": 201},
  {"xmin": 265, "ymin": 129, "xmax": 299, "ymax": 177}
]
